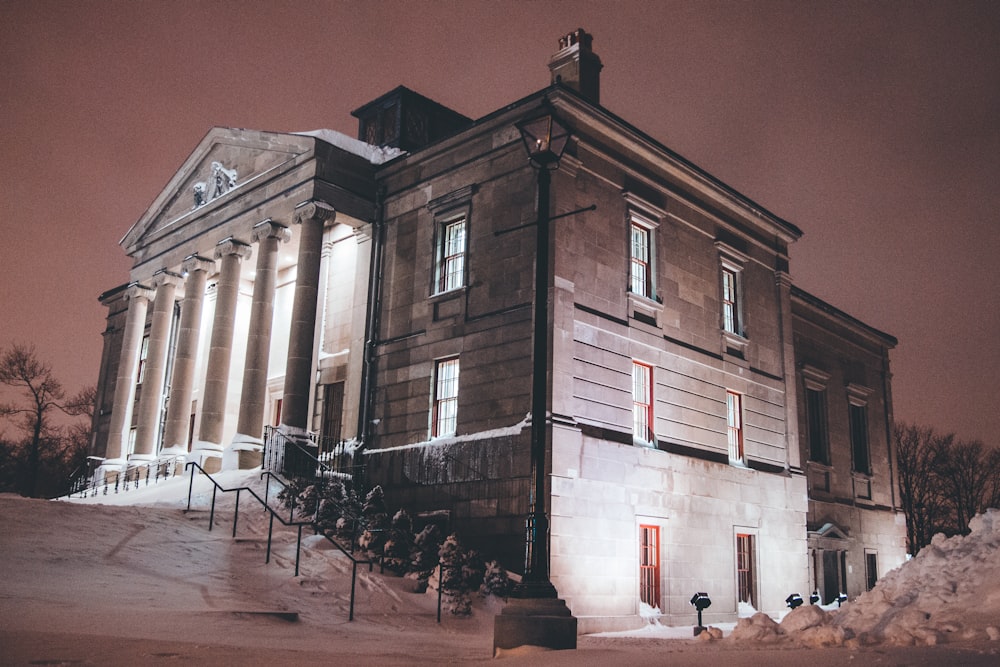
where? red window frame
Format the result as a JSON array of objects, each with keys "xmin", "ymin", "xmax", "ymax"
[{"xmin": 639, "ymin": 524, "xmax": 660, "ymax": 608}]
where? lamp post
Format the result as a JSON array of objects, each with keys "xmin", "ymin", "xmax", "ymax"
[
  {"xmin": 493, "ymin": 111, "xmax": 577, "ymax": 654},
  {"xmin": 512, "ymin": 113, "xmax": 569, "ymax": 599}
]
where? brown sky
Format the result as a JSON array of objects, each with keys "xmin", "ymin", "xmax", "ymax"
[{"xmin": 1, "ymin": 0, "xmax": 997, "ymax": 444}]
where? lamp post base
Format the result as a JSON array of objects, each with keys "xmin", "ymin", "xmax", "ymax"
[{"xmin": 493, "ymin": 596, "xmax": 577, "ymax": 656}]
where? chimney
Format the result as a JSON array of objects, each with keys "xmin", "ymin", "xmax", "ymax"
[{"xmin": 548, "ymin": 28, "xmax": 603, "ymax": 104}]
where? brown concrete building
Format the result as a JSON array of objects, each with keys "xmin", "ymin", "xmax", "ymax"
[{"xmin": 88, "ymin": 30, "xmax": 905, "ymax": 631}]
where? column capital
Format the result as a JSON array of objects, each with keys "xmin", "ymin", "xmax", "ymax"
[
  {"xmin": 293, "ymin": 200, "xmax": 336, "ymax": 226},
  {"xmin": 151, "ymin": 269, "xmax": 183, "ymax": 289},
  {"xmin": 182, "ymin": 253, "xmax": 215, "ymax": 275},
  {"xmin": 252, "ymin": 219, "xmax": 292, "ymax": 244},
  {"xmin": 125, "ymin": 282, "xmax": 155, "ymax": 302},
  {"xmin": 214, "ymin": 237, "xmax": 252, "ymax": 261}
]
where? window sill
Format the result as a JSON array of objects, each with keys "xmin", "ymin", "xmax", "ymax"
[
  {"xmin": 429, "ymin": 287, "xmax": 466, "ymax": 303},
  {"xmin": 629, "ymin": 292, "xmax": 663, "ymax": 327}
]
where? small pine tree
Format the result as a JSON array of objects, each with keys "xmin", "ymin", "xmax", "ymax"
[
  {"xmin": 383, "ymin": 509, "xmax": 415, "ymax": 573},
  {"xmin": 438, "ymin": 533, "xmax": 472, "ymax": 615},
  {"xmin": 481, "ymin": 560, "xmax": 510, "ymax": 598},
  {"xmin": 411, "ymin": 523, "xmax": 442, "ymax": 575},
  {"xmin": 359, "ymin": 485, "xmax": 389, "ymax": 555}
]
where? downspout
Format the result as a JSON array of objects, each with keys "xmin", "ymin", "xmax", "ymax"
[
  {"xmin": 882, "ymin": 344, "xmax": 898, "ymax": 510},
  {"xmin": 358, "ymin": 184, "xmax": 387, "ymax": 451}
]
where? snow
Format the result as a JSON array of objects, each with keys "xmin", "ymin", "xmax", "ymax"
[
  {"xmin": 1, "ymin": 474, "xmax": 998, "ymax": 665},
  {"xmin": 295, "ymin": 129, "xmax": 404, "ymax": 164}
]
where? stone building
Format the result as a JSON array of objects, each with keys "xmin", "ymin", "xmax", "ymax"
[{"xmin": 89, "ymin": 30, "xmax": 905, "ymax": 631}]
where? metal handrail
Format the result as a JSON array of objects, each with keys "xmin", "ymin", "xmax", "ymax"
[{"xmin": 184, "ymin": 461, "xmax": 373, "ymax": 621}]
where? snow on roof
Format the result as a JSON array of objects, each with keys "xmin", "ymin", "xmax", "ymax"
[{"xmin": 294, "ymin": 129, "xmax": 404, "ymax": 164}]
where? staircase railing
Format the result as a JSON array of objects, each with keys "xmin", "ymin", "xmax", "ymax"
[
  {"xmin": 69, "ymin": 452, "xmax": 187, "ymax": 498},
  {"xmin": 262, "ymin": 426, "xmax": 365, "ymax": 492},
  {"xmin": 184, "ymin": 461, "xmax": 373, "ymax": 621}
]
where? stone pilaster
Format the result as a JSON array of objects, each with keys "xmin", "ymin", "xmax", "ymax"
[
  {"xmin": 131, "ymin": 270, "xmax": 182, "ymax": 460},
  {"xmin": 160, "ymin": 254, "xmax": 214, "ymax": 455},
  {"xmin": 232, "ymin": 220, "xmax": 290, "ymax": 467},
  {"xmin": 776, "ymin": 270, "xmax": 801, "ymax": 472},
  {"xmin": 281, "ymin": 201, "xmax": 335, "ymax": 434},
  {"xmin": 193, "ymin": 238, "xmax": 251, "ymax": 471},
  {"xmin": 102, "ymin": 283, "xmax": 155, "ymax": 468}
]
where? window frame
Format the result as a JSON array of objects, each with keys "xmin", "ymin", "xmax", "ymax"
[
  {"xmin": 726, "ymin": 390, "xmax": 745, "ymax": 464},
  {"xmin": 136, "ymin": 334, "xmax": 150, "ymax": 386},
  {"xmin": 431, "ymin": 356, "xmax": 460, "ymax": 438},
  {"xmin": 638, "ymin": 524, "xmax": 661, "ymax": 609},
  {"xmin": 735, "ymin": 532, "xmax": 758, "ymax": 609},
  {"xmin": 632, "ymin": 361, "xmax": 654, "ymax": 445},
  {"xmin": 847, "ymin": 383, "xmax": 872, "ymax": 475},
  {"xmin": 623, "ymin": 193, "xmax": 663, "ymax": 303},
  {"xmin": 802, "ymin": 365, "xmax": 832, "ymax": 465},
  {"xmin": 721, "ymin": 263, "xmax": 743, "ymax": 337},
  {"xmin": 433, "ymin": 213, "xmax": 467, "ymax": 295}
]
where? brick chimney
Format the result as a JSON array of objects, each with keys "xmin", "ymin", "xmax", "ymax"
[{"xmin": 548, "ymin": 28, "xmax": 603, "ymax": 104}]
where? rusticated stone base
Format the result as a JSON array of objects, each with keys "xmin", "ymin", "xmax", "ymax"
[
  {"xmin": 238, "ymin": 449, "xmax": 263, "ymax": 469},
  {"xmin": 493, "ymin": 597, "xmax": 577, "ymax": 655}
]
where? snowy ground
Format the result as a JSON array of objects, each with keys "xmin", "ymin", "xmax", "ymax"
[{"xmin": 1, "ymin": 470, "xmax": 998, "ymax": 666}]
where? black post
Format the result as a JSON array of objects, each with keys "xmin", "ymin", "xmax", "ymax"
[{"xmin": 512, "ymin": 166, "xmax": 559, "ymax": 599}]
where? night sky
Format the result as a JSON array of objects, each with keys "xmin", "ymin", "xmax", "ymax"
[{"xmin": 2, "ymin": 1, "xmax": 997, "ymax": 444}]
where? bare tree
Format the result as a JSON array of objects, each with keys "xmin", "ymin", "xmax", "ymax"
[
  {"xmin": 936, "ymin": 439, "xmax": 1000, "ymax": 535},
  {"xmin": 0, "ymin": 344, "xmax": 87, "ymax": 497},
  {"xmin": 894, "ymin": 422, "xmax": 950, "ymax": 555}
]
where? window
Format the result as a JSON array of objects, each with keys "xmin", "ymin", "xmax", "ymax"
[
  {"xmin": 126, "ymin": 427, "xmax": 137, "ymax": 457},
  {"xmin": 639, "ymin": 525, "xmax": 661, "ymax": 608},
  {"xmin": 849, "ymin": 403, "xmax": 871, "ymax": 474},
  {"xmin": 630, "ymin": 222, "xmax": 652, "ymax": 298},
  {"xmin": 721, "ymin": 266, "xmax": 742, "ymax": 336},
  {"xmin": 321, "ymin": 383, "xmax": 345, "ymax": 445},
  {"xmin": 432, "ymin": 357, "xmax": 460, "ymax": 437},
  {"xmin": 726, "ymin": 390, "xmax": 744, "ymax": 463},
  {"xmin": 632, "ymin": 362, "xmax": 654, "ymax": 444},
  {"xmin": 865, "ymin": 551, "xmax": 878, "ymax": 591},
  {"xmin": 806, "ymin": 387, "xmax": 830, "ymax": 464},
  {"xmin": 136, "ymin": 334, "xmax": 150, "ymax": 385},
  {"xmin": 736, "ymin": 533, "xmax": 757, "ymax": 608},
  {"xmin": 435, "ymin": 216, "xmax": 466, "ymax": 293}
]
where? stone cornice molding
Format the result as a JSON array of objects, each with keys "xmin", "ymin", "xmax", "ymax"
[
  {"xmin": 294, "ymin": 200, "xmax": 336, "ymax": 226},
  {"xmin": 214, "ymin": 237, "xmax": 253, "ymax": 261},
  {"xmin": 182, "ymin": 254, "xmax": 215, "ymax": 275},
  {"xmin": 427, "ymin": 184, "xmax": 477, "ymax": 213},
  {"xmin": 125, "ymin": 283, "xmax": 156, "ymax": 302},
  {"xmin": 151, "ymin": 269, "xmax": 183, "ymax": 289},
  {"xmin": 775, "ymin": 270, "xmax": 793, "ymax": 289},
  {"xmin": 251, "ymin": 219, "xmax": 292, "ymax": 244}
]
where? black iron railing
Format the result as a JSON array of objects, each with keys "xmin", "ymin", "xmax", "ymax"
[
  {"xmin": 262, "ymin": 426, "xmax": 365, "ymax": 491},
  {"xmin": 184, "ymin": 461, "xmax": 373, "ymax": 621},
  {"xmin": 68, "ymin": 453, "xmax": 187, "ymax": 498}
]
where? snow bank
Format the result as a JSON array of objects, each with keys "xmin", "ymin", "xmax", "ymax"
[
  {"xmin": 728, "ymin": 509, "xmax": 1000, "ymax": 648},
  {"xmin": 835, "ymin": 508, "xmax": 1000, "ymax": 646}
]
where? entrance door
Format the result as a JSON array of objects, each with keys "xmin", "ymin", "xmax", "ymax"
[{"xmin": 822, "ymin": 550, "xmax": 840, "ymax": 603}]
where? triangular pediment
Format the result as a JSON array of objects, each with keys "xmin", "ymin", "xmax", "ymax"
[
  {"xmin": 121, "ymin": 127, "xmax": 316, "ymax": 255},
  {"xmin": 808, "ymin": 522, "xmax": 850, "ymax": 540}
]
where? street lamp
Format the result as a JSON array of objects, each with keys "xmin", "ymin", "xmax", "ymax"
[
  {"xmin": 511, "ymin": 111, "xmax": 568, "ymax": 600},
  {"xmin": 493, "ymin": 111, "xmax": 577, "ymax": 654}
]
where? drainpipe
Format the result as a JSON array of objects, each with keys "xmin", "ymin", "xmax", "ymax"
[{"xmin": 358, "ymin": 184, "xmax": 387, "ymax": 450}]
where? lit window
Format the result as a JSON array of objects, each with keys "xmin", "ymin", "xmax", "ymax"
[
  {"xmin": 806, "ymin": 387, "xmax": 830, "ymax": 464},
  {"xmin": 630, "ymin": 223, "xmax": 652, "ymax": 298},
  {"xmin": 432, "ymin": 357, "xmax": 460, "ymax": 437},
  {"xmin": 632, "ymin": 361, "xmax": 654, "ymax": 443},
  {"xmin": 435, "ymin": 216, "xmax": 466, "ymax": 293},
  {"xmin": 639, "ymin": 525, "xmax": 661, "ymax": 608},
  {"xmin": 726, "ymin": 390, "xmax": 744, "ymax": 463},
  {"xmin": 849, "ymin": 402, "xmax": 870, "ymax": 474},
  {"xmin": 736, "ymin": 533, "xmax": 757, "ymax": 608},
  {"xmin": 136, "ymin": 334, "xmax": 150, "ymax": 385},
  {"xmin": 721, "ymin": 266, "xmax": 742, "ymax": 336}
]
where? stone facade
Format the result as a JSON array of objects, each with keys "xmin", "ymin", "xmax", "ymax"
[{"xmin": 90, "ymin": 30, "xmax": 904, "ymax": 633}]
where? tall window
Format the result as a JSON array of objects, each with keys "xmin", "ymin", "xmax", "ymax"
[
  {"xmin": 806, "ymin": 387, "xmax": 830, "ymax": 464},
  {"xmin": 435, "ymin": 216, "xmax": 466, "ymax": 293},
  {"xmin": 321, "ymin": 382, "xmax": 345, "ymax": 445},
  {"xmin": 639, "ymin": 525, "xmax": 661, "ymax": 608},
  {"xmin": 630, "ymin": 222, "xmax": 652, "ymax": 298},
  {"xmin": 849, "ymin": 402, "xmax": 870, "ymax": 474},
  {"xmin": 136, "ymin": 334, "xmax": 150, "ymax": 386},
  {"xmin": 721, "ymin": 266, "xmax": 742, "ymax": 336},
  {"xmin": 632, "ymin": 361, "xmax": 654, "ymax": 444},
  {"xmin": 432, "ymin": 357, "xmax": 460, "ymax": 437},
  {"xmin": 726, "ymin": 390, "xmax": 744, "ymax": 463},
  {"xmin": 736, "ymin": 533, "xmax": 757, "ymax": 608}
]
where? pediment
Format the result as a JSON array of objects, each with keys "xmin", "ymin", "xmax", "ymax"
[
  {"xmin": 808, "ymin": 522, "xmax": 850, "ymax": 540},
  {"xmin": 121, "ymin": 127, "xmax": 316, "ymax": 255}
]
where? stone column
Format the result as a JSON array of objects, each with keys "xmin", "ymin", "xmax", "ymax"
[
  {"xmin": 102, "ymin": 283, "xmax": 155, "ymax": 467},
  {"xmin": 193, "ymin": 238, "xmax": 251, "ymax": 471},
  {"xmin": 281, "ymin": 201, "xmax": 335, "ymax": 434},
  {"xmin": 232, "ymin": 220, "xmax": 290, "ymax": 467},
  {"xmin": 160, "ymin": 254, "xmax": 214, "ymax": 455},
  {"xmin": 131, "ymin": 270, "xmax": 182, "ymax": 461}
]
